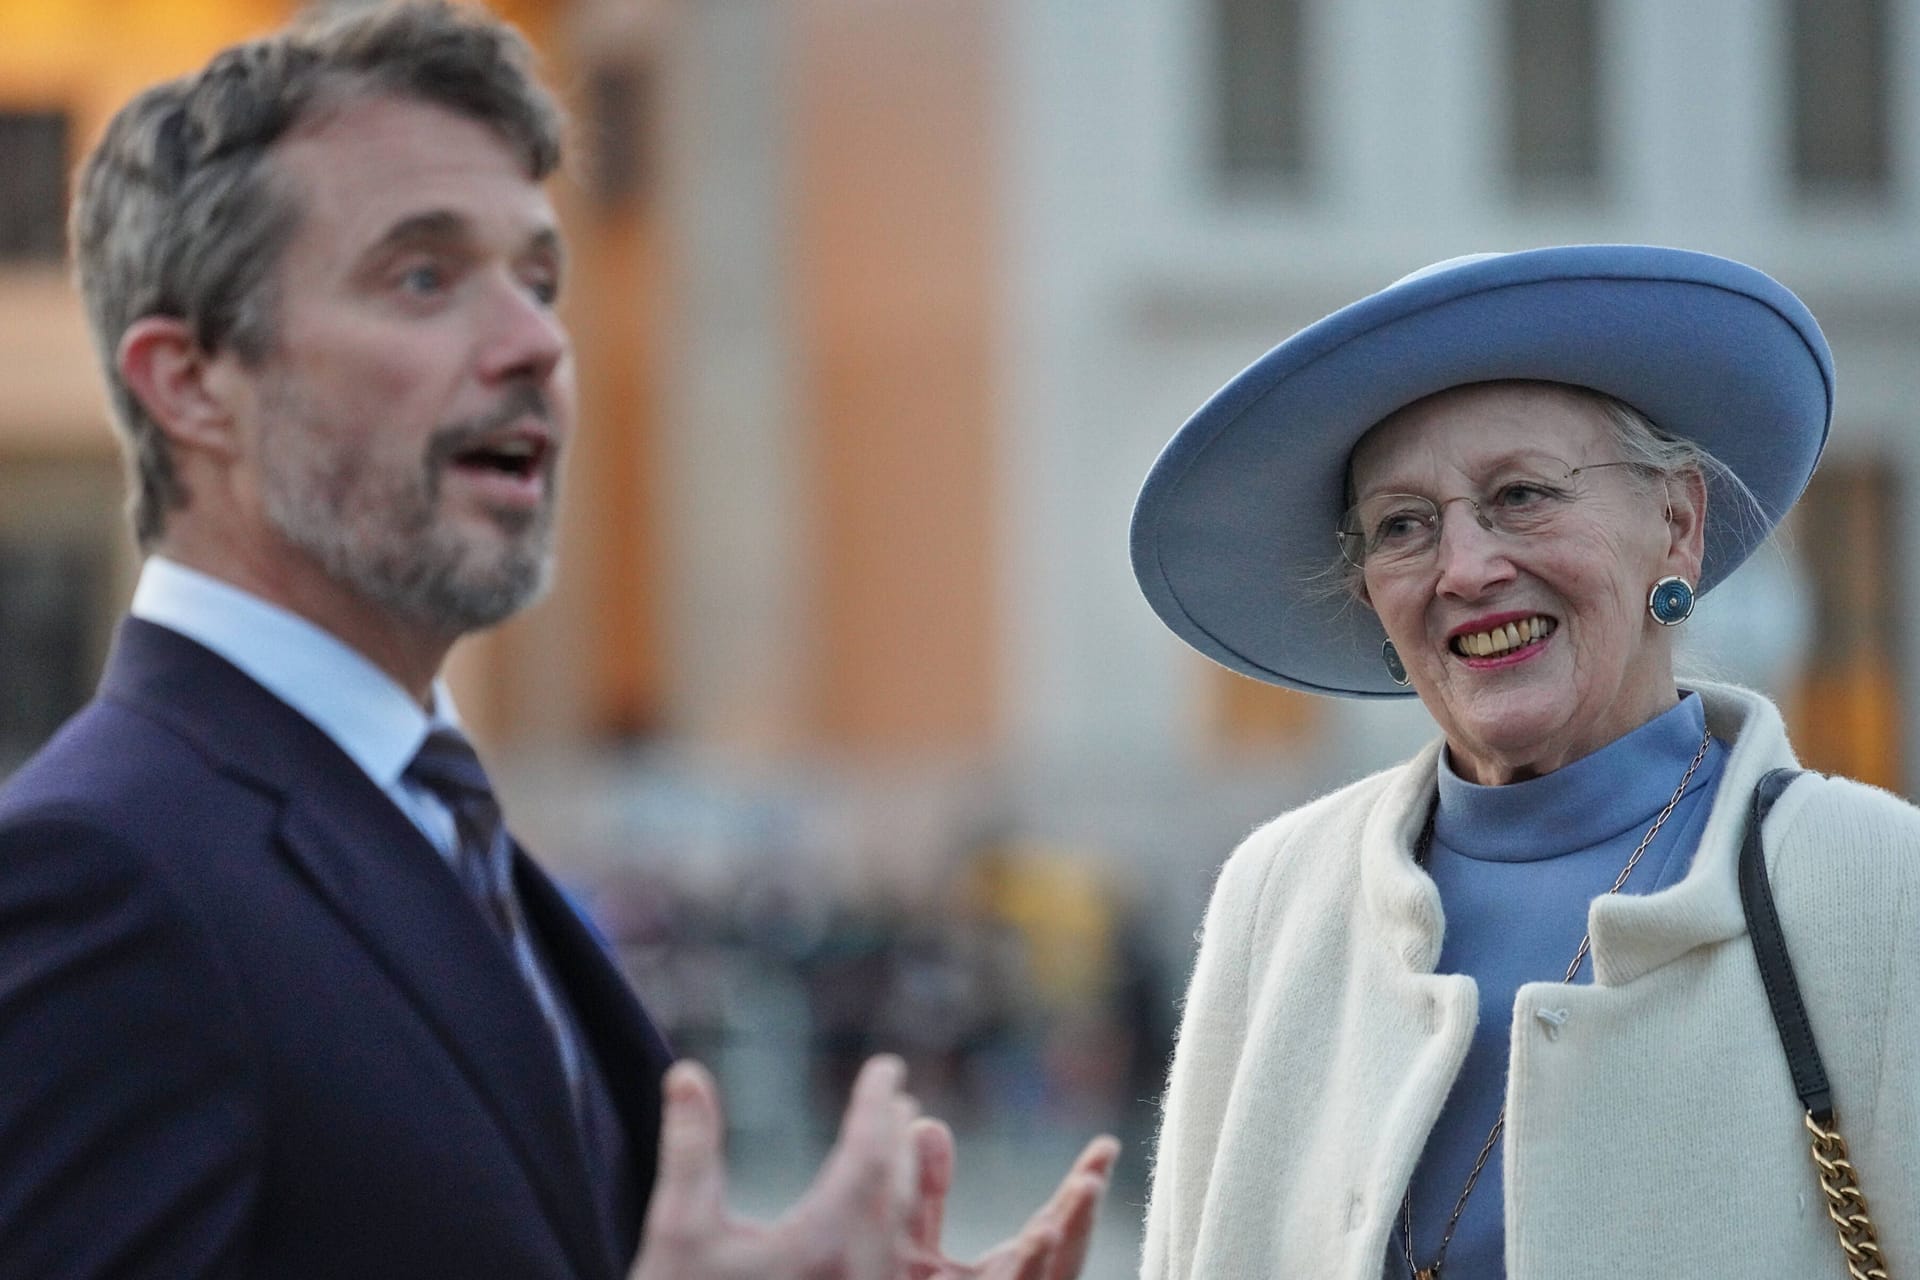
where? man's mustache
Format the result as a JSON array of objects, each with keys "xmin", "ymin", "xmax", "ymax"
[{"xmin": 425, "ymin": 384, "xmax": 554, "ymax": 470}]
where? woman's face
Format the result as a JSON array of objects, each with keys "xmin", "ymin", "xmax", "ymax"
[{"xmin": 1349, "ymin": 382, "xmax": 1706, "ymax": 785}]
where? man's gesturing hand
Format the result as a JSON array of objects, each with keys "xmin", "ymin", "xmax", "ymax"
[
  {"xmin": 903, "ymin": 1119, "xmax": 1120, "ymax": 1280},
  {"xmin": 631, "ymin": 1056, "xmax": 1119, "ymax": 1280},
  {"xmin": 634, "ymin": 1055, "xmax": 923, "ymax": 1279}
]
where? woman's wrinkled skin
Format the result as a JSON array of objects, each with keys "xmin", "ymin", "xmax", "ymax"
[{"xmin": 1351, "ymin": 382, "xmax": 1707, "ymax": 785}]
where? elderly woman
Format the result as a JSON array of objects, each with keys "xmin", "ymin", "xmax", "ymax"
[{"xmin": 1129, "ymin": 246, "xmax": 1920, "ymax": 1279}]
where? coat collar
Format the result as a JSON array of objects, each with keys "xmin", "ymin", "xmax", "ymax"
[
  {"xmin": 100, "ymin": 617, "xmax": 643, "ymax": 1279},
  {"xmin": 1358, "ymin": 681, "xmax": 1797, "ymax": 986},
  {"xmin": 1585, "ymin": 682, "xmax": 1797, "ymax": 984},
  {"xmin": 1358, "ymin": 737, "xmax": 1448, "ymax": 973}
]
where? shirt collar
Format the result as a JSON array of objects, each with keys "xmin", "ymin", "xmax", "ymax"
[
  {"xmin": 1433, "ymin": 691, "xmax": 1713, "ymax": 860},
  {"xmin": 129, "ymin": 556, "xmax": 458, "ymax": 789}
]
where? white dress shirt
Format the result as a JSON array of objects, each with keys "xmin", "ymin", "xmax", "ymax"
[{"xmin": 129, "ymin": 555, "xmax": 463, "ymax": 858}]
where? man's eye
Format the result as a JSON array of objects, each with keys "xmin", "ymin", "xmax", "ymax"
[
  {"xmin": 399, "ymin": 263, "xmax": 446, "ymax": 295},
  {"xmin": 527, "ymin": 276, "xmax": 559, "ymax": 306}
]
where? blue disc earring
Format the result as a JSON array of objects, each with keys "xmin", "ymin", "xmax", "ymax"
[
  {"xmin": 1382, "ymin": 639, "xmax": 1410, "ymax": 685},
  {"xmin": 1648, "ymin": 575, "xmax": 1695, "ymax": 626}
]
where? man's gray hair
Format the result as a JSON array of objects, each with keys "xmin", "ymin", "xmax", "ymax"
[{"xmin": 70, "ymin": 0, "xmax": 565, "ymax": 549}]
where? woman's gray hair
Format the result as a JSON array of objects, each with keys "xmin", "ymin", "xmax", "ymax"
[
  {"xmin": 70, "ymin": 0, "xmax": 565, "ymax": 550},
  {"xmin": 1594, "ymin": 394, "xmax": 1717, "ymax": 487},
  {"xmin": 1589, "ymin": 389, "xmax": 1768, "ymax": 551}
]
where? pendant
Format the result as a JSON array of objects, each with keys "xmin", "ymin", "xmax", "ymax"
[{"xmin": 1414, "ymin": 1270, "xmax": 1439, "ymax": 1280}]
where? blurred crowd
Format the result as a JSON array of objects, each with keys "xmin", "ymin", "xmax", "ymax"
[{"xmin": 584, "ymin": 839, "xmax": 1175, "ymax": 1192}]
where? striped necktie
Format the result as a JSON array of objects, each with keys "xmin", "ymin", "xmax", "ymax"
[{"xmin": 405, "ymin": 728, "xmax": 584, "ymax": 1103}]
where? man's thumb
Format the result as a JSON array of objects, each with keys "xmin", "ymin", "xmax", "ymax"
[{"xmin": 644, "ymin": 1061, "xmax": 729, "ymax": 1245}]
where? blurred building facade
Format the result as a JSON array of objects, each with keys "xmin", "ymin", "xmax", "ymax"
[
  {"xmin": 2, "ymin": 0, "xmax": 1919, "ymax": 935},
  {"xmin": 1006, "ymin": 0, "xmax": 1920, "ymax": 798}
]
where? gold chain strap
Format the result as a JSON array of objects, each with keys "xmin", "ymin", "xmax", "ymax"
[{"xmin": 1804, "ymin": 1110, "xmax": 1890, "ymax": 1279}]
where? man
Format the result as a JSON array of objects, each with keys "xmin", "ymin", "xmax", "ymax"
[{"xmin": 0, "ymin": 4, "xmax": 1115, "ymax": 1277}]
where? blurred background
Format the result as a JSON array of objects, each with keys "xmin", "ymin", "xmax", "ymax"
[{"xmin": 1, "ymin": 0, "xmax": 1917, "ymax": 1269}]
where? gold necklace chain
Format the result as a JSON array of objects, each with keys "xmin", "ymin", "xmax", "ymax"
[{"xmin": 1400, "ymin": 724, "xmax": 1714, "ymax": 1280}]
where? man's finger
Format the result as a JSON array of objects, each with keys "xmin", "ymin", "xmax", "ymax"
[
  {"xmin": 1019, "ymin": 1231, "xmax": 1061, "ymax": 1280},
  {"xmin": 784, "ymin": 1055, "xmax": 918, "ymax": 1278},
  {"xmin": 1040, "ymin": 1136, "xmax": 1119, "ymax": 1221},
  {"xmin": 1033, "ymin": 1173, "xmax": 1103, "ymax": 1280},
  {"xmin": 641, "ymin": 1061, "xmax": 731, "ymax": 1251},
  {"xmin": 1022, "ymin": 1135, "xmax": 1120, "ymax": 1280},
  {"xmin": 971, "ymin": 1224, "xmax": 1061, "ymax": 1280},
  {"xmin": 805, "ymin": 1055, "xmax": 912, "ymax": 1208},
  {"xmin": 1069, "ymin": 1135, "xmax": 1121, "ymax": 1184},
  {"xmin": 906, "ymin": 1116, "xmax": 955, "ymax": 1253}
]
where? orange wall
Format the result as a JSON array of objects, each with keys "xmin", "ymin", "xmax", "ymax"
[
  {"xmin": 794, "ymin": 0, "xmax": 999, "ymax": 754},
  {"xmin": 0, "ymin": 0, "xmax": 294, "ymax": 144}
]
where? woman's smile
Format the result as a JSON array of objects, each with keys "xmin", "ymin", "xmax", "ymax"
[{"xmin": 1448, "ymin": 613, "xmax": 1556, "ymax": 661}]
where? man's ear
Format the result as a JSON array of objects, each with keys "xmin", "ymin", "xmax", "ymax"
[{"xmin": 117, "ymin": 316, "xmax": 242, "ymax": 457}]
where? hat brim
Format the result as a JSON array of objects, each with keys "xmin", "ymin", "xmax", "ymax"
[{"xmin": 1129, "ymin": 245, "xmax": 1834, "ymax": 698}]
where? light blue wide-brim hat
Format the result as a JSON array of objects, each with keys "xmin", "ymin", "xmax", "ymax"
[{"xmin": 1129, "ymin": 244, "xmax": 1834, "ymax": 699}]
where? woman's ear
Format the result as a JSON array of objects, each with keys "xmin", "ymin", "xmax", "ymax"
[
  {"xmin": 117, "ymin": 316, "xmax": 241, "ymax": 458},
  {"xmin": 1663, "ymin": 467, "xmax": 1709, "ymax": 580}
]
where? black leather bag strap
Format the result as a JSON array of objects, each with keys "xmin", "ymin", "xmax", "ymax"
[{"xmin": 1737, "ymin": 766, "xmax": 1834, "ymax": 1123}]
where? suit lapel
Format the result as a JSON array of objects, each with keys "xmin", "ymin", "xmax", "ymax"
[
  {"xmin": 516, "ymin": 854, "xmax": 671, "ymax": 1244},
  {"xmin": 101, "ymin": 620, "xmax": 616, "ymax": 1280}
]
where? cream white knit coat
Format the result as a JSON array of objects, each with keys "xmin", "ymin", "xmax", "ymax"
[{"xmin": 1142, "ymin": 682, "xmax": 1920, "ymax": 1279}]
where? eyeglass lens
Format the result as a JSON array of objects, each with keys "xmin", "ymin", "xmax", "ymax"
[{"xmin": 1338, "ymin": 460, "xmax": 1635, "ymax": 569}]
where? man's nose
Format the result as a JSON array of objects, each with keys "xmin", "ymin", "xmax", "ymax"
[{"xmin": 478, "ymin": 276, "xmax": 569, "ymax": 386}]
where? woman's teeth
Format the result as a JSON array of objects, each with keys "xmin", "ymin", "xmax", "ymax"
[{"xmin": 1453, "ymin": 616, "xmax": 1554, "ymax": 658}]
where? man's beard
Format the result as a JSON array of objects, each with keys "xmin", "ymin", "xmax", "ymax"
[{"xmin": 257, "ymin": 383, "xmax": 559, "ymax": 636}]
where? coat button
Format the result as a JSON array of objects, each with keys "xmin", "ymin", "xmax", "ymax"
[{"xmin": 1535, "ymin": 1007, "xmax": 1570, "ymax": 1040}]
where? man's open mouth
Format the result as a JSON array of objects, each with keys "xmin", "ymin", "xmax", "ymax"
[{"xmin": 452, "ymin": 435, "xmax": 548, "ymax": 480}]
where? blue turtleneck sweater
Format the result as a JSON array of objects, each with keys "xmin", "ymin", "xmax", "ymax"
[{"xmin": 1390, "ymin": 692, "xmax": 1729, "ymax": 1279}]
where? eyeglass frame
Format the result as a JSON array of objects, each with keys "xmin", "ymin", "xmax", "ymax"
[{"xmin": 1335, "ymin": 458, "xmax": 1652, "ymax": 572}]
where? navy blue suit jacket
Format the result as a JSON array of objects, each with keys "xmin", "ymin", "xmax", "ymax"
[{"xmin": 0, "ymin": 619, "xmax": 672, "ymax": 1278}]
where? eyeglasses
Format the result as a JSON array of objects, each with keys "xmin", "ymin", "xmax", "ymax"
[{"xmin": 1337, "ymin": 460, "xmax": 1644, "ymax": 572}]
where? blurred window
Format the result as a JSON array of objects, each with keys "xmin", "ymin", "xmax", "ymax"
[
  {"xmin": 0, "ymin": 459, "xmax": 122, "ymax": 776},
  {"xmin": 0, "ymin": 538, "xmax": 108, "ymax": 770},
  {"xmin": 587, "ymin": 60, "xmax": 653, "ymax": 210},
  {"xmin": 1505, "ymin": 0, "xmax": 1600, "ymax": 195},
  {"xmin": 1787, "ymin": 460, "xmax": 1904, "ymax": 792},
  {"xmin": 0, "ymin": 110, "xmax": 68, "ymax": 263},
  {"xmin": 1215, "ymin": 0, "xmax": 1309, "ymax": 185},
  {"xmin": 1789, "ymin": 0, "xmax": 1890, "ymax": 197}
]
